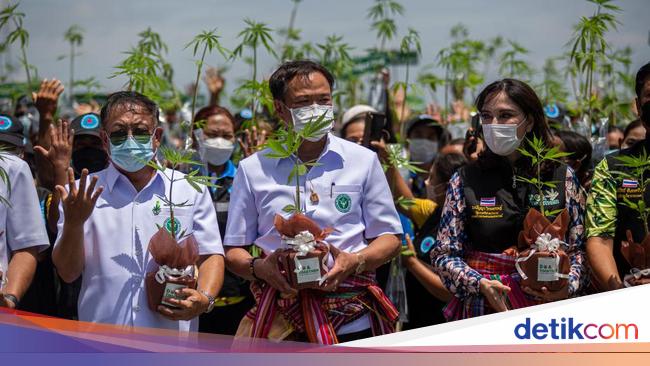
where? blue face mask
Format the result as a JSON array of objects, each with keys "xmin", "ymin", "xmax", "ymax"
[{"xmin": 109, "ymin": 135, "xmax": 155, "ymax": 172}]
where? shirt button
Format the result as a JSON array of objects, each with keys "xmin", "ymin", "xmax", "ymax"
[{"xmin": 133, "ymin": 305, "xmax": 140, "ymax": 312}]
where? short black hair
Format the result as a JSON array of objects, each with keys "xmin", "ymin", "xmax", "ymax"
[
  {"xmin": 269, "ymin": 60, "xmax": 335, "ymax": 102},
  {"xmin": 555, "ymin": 129, "xmax": 592, "ymax": 173},
  {"xmin": 635, "ymin": 62, "xmax": 650, "ymax": 99},
  {"xmin": 433, "ymin": 152, "xmax": 467, "ymax": 184},
  {"xmin": 99, "ymin": 91, "xmax": 159, "ymax": 128},
  {"xmin": 623, "ymin": 118, "xmax": 643, "ymax": 138},
  {"xmin": 608, "ymin": 125, "xmax": 624, "ymax": 134}
]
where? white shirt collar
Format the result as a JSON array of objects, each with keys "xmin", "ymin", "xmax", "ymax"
[
  {"xmin": 271, "ymin": 133, "xmax": 344, "ymax": 167},
  {"xmin": 106, "ymin": 162, "xmax": 165, "ymax": 193}
]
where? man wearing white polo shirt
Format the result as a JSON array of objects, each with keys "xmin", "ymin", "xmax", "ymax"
[
  {"xmin": 53, "ymin": 91, "xmax": 224, "ymax": 331},
  {"xmin": 224, "ymin": 60, "xmax": 403, "ymax": 344}
]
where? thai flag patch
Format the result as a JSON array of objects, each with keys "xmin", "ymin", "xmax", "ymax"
[
  {"xmin": 480, "ymin": 197, "xmax": 496, "ymax": 207},
  {"xmin": 622, "ymin": 179, "xmax": 639, "ymax": 188}
]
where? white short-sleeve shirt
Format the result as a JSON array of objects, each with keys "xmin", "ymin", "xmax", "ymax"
[
  {"xmin": 224, "ymin": 134, "xmax": 403, "ymax": 255},
  {"xmin": 0, "ymin": 154, "xmax": 49, "ymax": 278},
  {"xmin": 55, "ymin": 163, "xmax": 223, "ymax": 331}
]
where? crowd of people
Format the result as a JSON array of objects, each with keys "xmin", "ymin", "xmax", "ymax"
[{"xmin": 0, "ymin": 56, "xmax": 648, "ymax": 345}]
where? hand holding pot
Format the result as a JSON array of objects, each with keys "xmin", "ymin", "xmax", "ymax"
[{"xmin": 255, "ymin": 250, "xmax": 297, "ymax": 295}]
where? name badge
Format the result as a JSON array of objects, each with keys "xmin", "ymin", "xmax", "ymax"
[{"xmin": 537, "ymin": 257, "xmax": 558, "ymax": 282}]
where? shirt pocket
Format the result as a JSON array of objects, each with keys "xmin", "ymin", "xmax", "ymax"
[
  {"xmin": 156, "ymin": 206, "xmax": 194, "ymax": 237},
  {"xmin": 330, "ymin": 184, "xmax": 362, "ymax": 220}
]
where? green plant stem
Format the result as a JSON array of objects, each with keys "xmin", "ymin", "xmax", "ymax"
[
  {"xmin": 400, "ymin": 60, "xmax": 409, "ymax": 128},
  {"xmin": 251, "ymin": 45, "xmax": 258, "ymax": 126},
  {"xmin": 169, "ymin": 167, "xmax": 176, "ymax": 238},
  {"xmin": 188, "ymin": 43, "xmax": 208, "ymax": 146},
  {"xmin": 537, "ymin": 150, "xmax": 545, "ymax": 217},
  {"xmin": 13, "ymin": 18, "xmax": 31, "ymax": 96},
  {"xmin": 69, "ymin": 42, "xmax": 74, "ymax": 105}
]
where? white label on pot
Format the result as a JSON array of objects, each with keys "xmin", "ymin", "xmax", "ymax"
[
  {"xmin": 538, "ymin": 257, "xmax": 558, "ymax": 282},
  {"xmin": 295, "ymin": 257, "xmax": 322, "ymax": 284},
  {"xmin": 161, "ymin": 282, "xmax": 187, "ymax": 307}
]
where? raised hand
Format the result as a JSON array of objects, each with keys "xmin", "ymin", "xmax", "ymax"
[
  {"xmin": 203, "ymin": 67, "xmax": 224, "ymax": 95},
  {"xmin": 55, "ymin": 168, "xmax": 103, "ymax": 226},
  {"xmin": 237, "ymin": 126, "xmax": 267, "ymax": 158},
  {"xmin": 33, "ymin": 79, "xmax": 64, "ymax": 119},
  {"xmin": 34, "ymin": 120, "xmax": 73, "ymax": 172}
]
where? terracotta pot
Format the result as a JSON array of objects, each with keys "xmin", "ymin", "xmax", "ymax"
[
  {"xmin": 621, "ymin": 230, "xmax": 650, "ymax": 270},
  {"xmin": 516, "ymin": 208, "xmax": 571, "ymax": 291},
  {"xmin": 145, "ymin": 228, "xmax": 199, "ymax": 311},
  {"xmin": 145, "ymin": 271, "xmax": 197, "ymax": 311},
  {"xmin": 517, "ymin": 249, "xmax": 570, "ymax": 291}
]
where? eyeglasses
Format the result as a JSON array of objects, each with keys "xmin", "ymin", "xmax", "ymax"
[{"xmin": 109, "ymin": 127, "xmax": 153, "ymax": 145}]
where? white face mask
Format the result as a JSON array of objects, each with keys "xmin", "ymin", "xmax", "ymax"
[
  {"xmin": 289, "ymin": 103, "xmax": 334, "ymax": 142},
  {"xmin": 408, "ymin": 138, "xmax": 438, "ymax": 164},
  {"xmin": 482, "ymin": 119, "xmax": 527, "ymax": 156},
  {"xmin": 201, "ymin": 137, "xmax": 235, "ymax": 166}
]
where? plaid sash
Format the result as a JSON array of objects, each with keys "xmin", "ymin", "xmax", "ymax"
[
  {"xmin": 443, "ymin": 251, "xmax": 538, "ymax": 321},
  {"xmin": 245, "ymin": 272, "xmax": 398, "ymax": 344}
]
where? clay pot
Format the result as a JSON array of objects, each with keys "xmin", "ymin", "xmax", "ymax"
[
  {"xmin": 145, "ymin": 228, "xmax": 199, "ymax": 311},
  {"xmin": 516, "ymin": 208, "xmax": 571, "ymax": 291}
]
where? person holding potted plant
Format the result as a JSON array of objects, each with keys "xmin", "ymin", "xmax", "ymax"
[
  {"xmin": 192, "ymin": 105, "xmax": 256, "ymax": 336},
  {"xmin": 586, "ymin": 62, "xmax": 650, "ymax": 291},
  {"xmin": 52, "ymin": 91, "xmax": 225, "ymax": 331},
  {"xmin": 224, "ymin": 60, "xmax": 403, "ymax": 344},
  {"xmin": 430, "ymin": 79, "xmax": 587, "ymax": 320}
]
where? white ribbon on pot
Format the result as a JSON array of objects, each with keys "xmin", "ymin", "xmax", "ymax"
[
  {"xmin": 282, "ymin": 230, "xmax": 319, "ymax": 273},
  {"xmin": 515, "ymin": 233, "xmax": 570, "ymax": 280},
  {"xmin": 623, "ymin": 268, "xmax": 650, "ymax": 287},
  {"xmin": 154, "ymin": 264, "xmax": 194, "ymax": 284}
]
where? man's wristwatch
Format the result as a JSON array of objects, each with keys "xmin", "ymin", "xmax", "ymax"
[{"xmin": 199, "ymin": 290, "xmax": 216, "ymax": 314}]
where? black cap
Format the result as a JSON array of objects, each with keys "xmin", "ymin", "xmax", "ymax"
[
  {"xmin": 70, "ymin": 113, "xmax": 101, "ymax": 137},
  {"xmin": 405, "ymin": 114, "xmax": 443, "ymax": 137},
  {"xmin": 0, "ymin": 114, "xmax": 25, "ymax": 147}
]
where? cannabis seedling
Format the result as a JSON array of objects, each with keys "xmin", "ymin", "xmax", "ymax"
[{"xmin": 516, "ymin": 136, "xmax": 571, "ymax": 218}]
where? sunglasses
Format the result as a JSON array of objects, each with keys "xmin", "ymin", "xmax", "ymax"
[{"xmin": 109, "ymin": 127, "xmax": 154, "ymax": 145}]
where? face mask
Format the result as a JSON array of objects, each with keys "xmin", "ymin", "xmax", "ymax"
[
  {"xmin": 72, "ymin": 147, "xmax": 108, "ymax": 175},
  {"xmin": 289, "ymin": 103, "xmax": 334, "ymax": 142},
  {"xmin": 201, "ymin": 137, "xmax": 235, "ymax": 166},
  {"xmin": 408, "ymin": 138, "xmax": 438, "ymax": 164},
  {"xmin": 109, "ymin": 135, "xmax": 155, "ymax": 173},
  {"xmin": 18, "ymin": 115, "xmax": 31, "ymax": 137},
  {"xmin": 482, "ymin": 119, "xmax": 526, "ymax": 156}
]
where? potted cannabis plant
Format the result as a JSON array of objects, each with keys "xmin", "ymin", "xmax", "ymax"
[
  {"xmin": 264, "ymin": 112, "xmax": 334, "ymax": 289},
  {"xmin": 515, "ymin": 136, "xmax": 572, "ymax": 291},
  {"xmin": 143, "ymin": 147, "xmax": 217, "ymax": 310}
]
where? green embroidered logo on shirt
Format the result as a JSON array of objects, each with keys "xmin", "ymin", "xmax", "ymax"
[
  {"xmin": 335, "ymin": 194, "xmax": 351, "ymax": 213},
  {"xmin": 163, "ymin": 217, "xmax": 181, "ymax": 234},
  {"xmin": 152, "ymin": 201, "xmax": 161, "ymax": 216}
]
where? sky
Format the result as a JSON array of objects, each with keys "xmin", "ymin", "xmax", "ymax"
[{"xmin": 3, "ymin": 0, "xmax": 649, "ymax": 108}]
